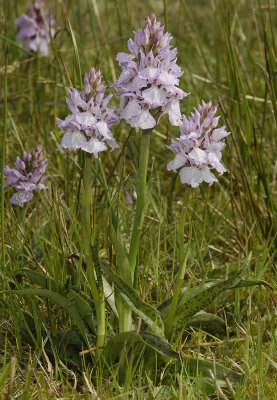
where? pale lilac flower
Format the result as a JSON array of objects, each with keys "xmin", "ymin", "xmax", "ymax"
[
  {"xmin": 113, "ymin": 14, "xmax": 189, "ymax": 132},
  {"xmin": 4, "ymin": 145, "xmax": 48, "ymax": 207},
  {"xmin": 125, "ymin": 189, "xmax": 137, "ymax": 204},
  {"xmin": 57, "ymin": 68, "xmax": 119, "ymax": 158},
  {"xmin": 15, "ymin": 0, "xmax": 55, "ymax": 56},
  {"xmin": 167, "ymin": 100, "xmax": 230, "ymax": 187}
]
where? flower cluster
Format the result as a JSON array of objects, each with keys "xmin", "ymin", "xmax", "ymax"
[
  {"xmin": 167, "ymin": 101, "xmax": 229, "ymax": 187},
  {"xmin": 15, "ymin": 0, "xmax": 55, "ymax": 56},
  {"xmin": 57, "ymin": 68, "xmax": 119, "ymax": 158},
  {"xmin": 113, "ymin": 14, "xmax": 188, "ymax": 132},
  {"xmin": 4, "ymin": 145, "xmax": 48, "ymax": 207}
]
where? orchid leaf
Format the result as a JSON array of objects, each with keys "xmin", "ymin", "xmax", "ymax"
[
  {"xmin": 15, "ymin": 268, "xmax": 96, "ymax": 333},
  {"xmin": 15, "ymin": 268, "xmax": 57, "ymax": 291},
  {"xmin": 4, "ymin": 289, "xmax": 89, "ymax": 343},
  {"xmin": 140, "ymin": 331, "xmax": 179, "ymax": 359},
  {"xmin": 184, "ymin": 357, "xmax": 243, "ymax": 394},
  {"xmin": 66, "ymin": 254, "xmax": 118, "ymax": 318},
  {"xmin": 233, "ymin": 279, "xmax": 272, "ymax": 290},
  {"xmin": 103, "ymin": 330, "xmax": 178, "ymax": 367},
  {"xmin": 99, "ymin": 260, "xmax": 165, "ymax": 337},
  {"xmin": 172, "ymin": 255, "xmax": 251, "ymax": 330},
  {"xmin": 109, "ymin": 223, "xmax": 132, "ymax": 282},
  {"xmin": 186, "ymin": 311, "xmax": 226, "ymax": 335}
]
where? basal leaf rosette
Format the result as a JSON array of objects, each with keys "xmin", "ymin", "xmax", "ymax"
[
  {"xmin": 113, "ymin": 13, "xmax": 189, "ymax": 132},
  {"xmin": 57, "ymin": 68, "xmax": 119, "ymax": 158},
  {"xmin": 167, "ymin": 100, "xmax": 230, "ymax": 187}
]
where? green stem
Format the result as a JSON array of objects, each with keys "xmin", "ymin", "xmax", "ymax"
[
  {"xmin": 102, "ymin": 158, "xmax": 132, "ymax": 332},
  {"xmin": 82, "ymin": 155, "xmax": 105, "ymax": 347},
  {"xmin": 164, "ymin": 189, "xmax": 191, "ymax": 335},
  {"xmin": 1, "ymin": 49, "xmax": 8, "ymax": 272},
  {"xmin": 163, "ymin": 0, "xmax": 168, "ymax": 31},
  {"xmin": 128, "ymin": 131, "xmax": 151, "ymax": 280}
]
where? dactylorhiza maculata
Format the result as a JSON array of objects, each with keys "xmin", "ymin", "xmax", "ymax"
[
  {"xmin": 57, "ymin": 68, "xmax": 119, "ymax": 158},
  {"xmin": 15, "ymin": 0, "xmax": 55, "ymax": 56},
  {"xmin": 113, "ymin": 13, "xmax": 189, "ymax": 132},
  {"xmin": 167, "ymin": 100, "xmax": 230, "ymax": 187},
  {"xmin": 4, "ymin": 145, "xmax": 48, "ymax": 207}
]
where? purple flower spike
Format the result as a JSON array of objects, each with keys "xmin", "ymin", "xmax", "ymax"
[
  {"xmin": 57, "ymin": 67, "xmax": 119, "ymax": 158},
  {"xmin": 167, "ymin": 100, "xmax": 230, "ymax": 188},
  {"xmin": 4, "ymin": 145, "xmax": 48, "ymax": 207},
  {"xmin": 113, "ymin": 13, "xmax": 189, "ymax": 132},
  {"xmin": 15, "ymin": 0, "xmax": 55, "ymax": 56}
]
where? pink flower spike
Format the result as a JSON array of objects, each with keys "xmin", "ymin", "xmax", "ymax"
[
  {"xmin": 15, "ymin": 0, "xmax": 55, "ymax": 56},
  {"xmin": 113, "ymin": 13, "xmax": 189, "ymax": 131},
  {"xmin": 4, "ymin": 145, "xmax": 48, "ymax": 206},
  {"xmin": 167, "ymin": 100, "xmax": 230, "ymax": 187},
  {"xmin": 57, "ymin": 67, "xmax": 119, "ymax": 157}
]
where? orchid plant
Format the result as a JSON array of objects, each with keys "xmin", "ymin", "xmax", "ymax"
[{"xmin": 5, "ymin": 11, "xmax": 267, "ymax": 392}]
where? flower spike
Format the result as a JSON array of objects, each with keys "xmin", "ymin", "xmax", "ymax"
[
  {"xmin": 113, "ymin": 13, "xmax": 189, "ymax": 132},
  {"xmin": 15, "ymin": 0, "xmax": 55, "ymax": 56},
  {"xmin": 57, "ymin": 67, "xmax": 119, "ymax": 158},
  {"xmin": 167, "ymin": 100, "xmax": 230, "ymax": 187},
  {"xmin": 4, "ymin": 145, "xmax": 48, "ymax": 207}
]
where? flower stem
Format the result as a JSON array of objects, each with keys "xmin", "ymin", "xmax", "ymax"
[
  {"xmin": 128, "ymin": 131, "xmax": 151, "ymax": 281},
  {"xmin": 1, "ymin": 49, "xmax": 8, "ymax": 274},
  {"xmin": 164, "ymin": 189, "xmax": 191, "ymax": 335},
  {"xmin": 82, "ymin": 155, "xmax": 105, "ymax": 347}
]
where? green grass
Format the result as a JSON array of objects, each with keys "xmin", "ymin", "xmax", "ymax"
[{"xmin": 1, "ymin": 0, "xmax": 277, "ymax": 398}]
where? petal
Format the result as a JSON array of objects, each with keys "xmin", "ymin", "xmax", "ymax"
[
  {"xmin": 81, "ymin": 138, "xmax": 107, "ymax": 157},
  {"xmin": 138, "ymin": 66, "xmax": 159, "ymax": 80},
  {"xmin": 188, "ymin": 147, "xmax": 207, "ymax": 165},
  {"xmin": 106, "ymin": 138, "xmax": 119, "ymax": 150},
  {"xmin": 128, "ymin": 109, "xmax": 156, "ymax": 131},
  {"xmin": 157, "ymin": 70, "xmax": 179, "ymax": 86},
  {"xmin": 57, "ymin": 114, "xmax": 76, "ymax": 131},
  {"xmin": 211, "ymin": 127, "xmax": 229, "ymax": 141},
  {"xmin": 199, "ymin": 165, "xmax": 218, "ymax": 185},
  {"xmin": 15, "ymin": 182, "xmax": 37, "ymax": 191},
  {"xmin": 39, "ymin": 39, "xmax": 48, "ymax": 56},
  {"xmin": 208, "ymin": 152, "xmax": 227, "ymax": 174},
  {"xmin": 15, "ymin": 157, "xmax": 25, "ymax": 170},
  {"xmin": 11, "ymin": 190, "xmax": 33, "ymax": 207},
  {"xmin": 75, "ymin": 112, "xmax": 97, "ymax": 128},
  {"xmin": 142, "ymin": 86, "xmax": 167, "ymax": 107},
  {"xmin": 116, "ymin": 52, "xmax": 135, "ymax": 64},
  {"xmin": 121, "ymin": 100, "xmax": 141, "ymax": 120},
  {"xmin": 126, "ymin": 77, "xmax": 146, "ymax": 91},
  {"xmin": 167, "ymin": 101, "xmax": 182, "ymax": 126},
  {"xmin": 179, "ymin": 166, "xmax": 201, "ymax": 187},
  {"xmin": 59, "ymin": 131, "xmax": 87, "ymax": 151},
  {"xmin": 116, "ymin": 69, "xmax": 134, "ymax": 84},
  {"xmin": 167, "ymin": 153, "xmax": 187, "ymax": 172},
  {"xmin": 25, "ymin": 38, "xmax": 38, "ymax": 52},
  {"xmin": 179, "ymin": 166, "xmax": 217, "ymax": 187},
  {"xmin": 96, "ymin": 121, "xmax": 109, "ymax": 138},
  {"xmin": 125, "ymin": 191, "xmax": 133, "ymax": 205}
]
